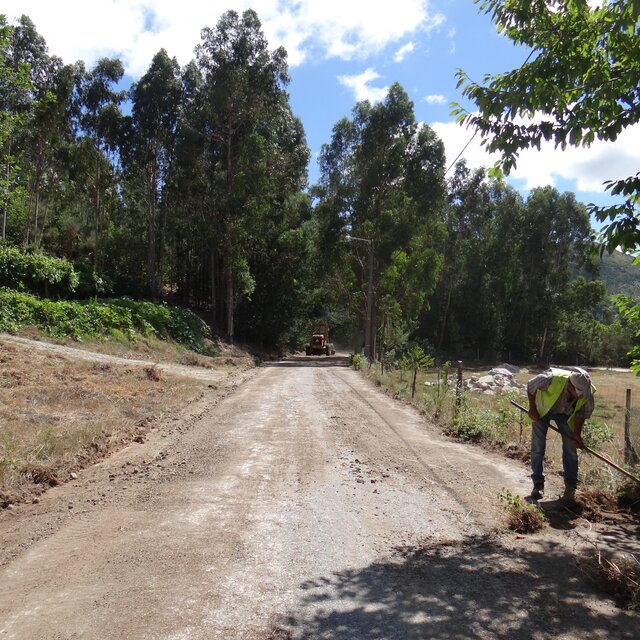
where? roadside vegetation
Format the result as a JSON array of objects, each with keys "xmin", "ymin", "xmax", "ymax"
[
  {"xmin": 498, "ymin": 489, "xmax": 546, "ymax": 534},
  {"xmin": 357, "ymin": 357, "xmax": 640, "ymax": 510}
]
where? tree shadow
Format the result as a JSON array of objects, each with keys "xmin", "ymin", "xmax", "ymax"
[{"xmin": 274, "ymin": 535, "xmax": 636, "ymax": 639}]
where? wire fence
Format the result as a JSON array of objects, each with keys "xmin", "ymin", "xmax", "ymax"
[
  {"xmin": 628, "ymin": 407, "xmax": 640, "ymax": 465},
  {"xmin": 594, "ymin": 383, "xmax": 640, "ymax": 466}
]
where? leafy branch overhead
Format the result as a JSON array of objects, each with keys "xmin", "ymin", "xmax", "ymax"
[{"xmin": 452, "ymin": 0, "xmax": 640, "ymax": 253}]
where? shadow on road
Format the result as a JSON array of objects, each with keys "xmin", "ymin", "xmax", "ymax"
[{"xmin": 272, "ymin": 536, "xmax": 635, "ymax": 639}]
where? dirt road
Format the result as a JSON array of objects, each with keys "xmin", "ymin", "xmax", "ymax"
[{"xmin": 0, "ymin": 355, "xmax": 636, "ymax": 639}]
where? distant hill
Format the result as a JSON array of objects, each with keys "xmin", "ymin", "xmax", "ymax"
[{"xmin": 596, "ymin": 251, "xmax": 640, "ymax": 299}]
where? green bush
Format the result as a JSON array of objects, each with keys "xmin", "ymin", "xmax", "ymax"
[
  {"xmin": 0, "ymin": 289, "xmax": 212, "ymax": 353},
  {"xmin": 74, "ymin": 262, "xmax": 113, "ymax": 297},
  {"xmin": 582, "ymin": 419, "xmax": 614, "ymax": 451},
  {"xmin": 447, "ymin": 401, "xmax": 516, "ymax": 444},
  {"xmin": 0, "ymin": 246, "xmax": 79, "ymax": 297}
]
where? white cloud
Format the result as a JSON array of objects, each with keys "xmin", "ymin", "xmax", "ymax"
[
  {"xmin": 424, "ymin": 94, "xmax": 447, "ymax": 105},
  {"xmin": 447, "ymin": 27, "xmax": 456, "ymax": 55},
  {"xmin": 338, "ymin": 68, "xmax": 388, "ymax": 103},
  {"xmin": 3, "ymin": 0, "xmax": 446, "ymax": 75},
  {"xmin": 432, "ymin": 117, "xmax": 640, "ymax": 195},
  {"xmin": 394, "ymin": 41, "xmax": 415, "ymax": 63}
]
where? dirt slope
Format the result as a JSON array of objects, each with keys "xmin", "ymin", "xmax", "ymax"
[{"xmin": 0, "ymin": 352, "xmax": 637, "ymax": 639}]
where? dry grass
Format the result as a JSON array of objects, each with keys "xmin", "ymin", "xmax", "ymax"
[
  {"xmin": 16, "ymin": 325, "xmax": 254, "ymax": 370},
  {"xmin": 0, "ymin": 339, "xmax": 208, "ymax": 506},
  {"xmin": 578, "ymin": 545, "xmax": 640, "ymax": 610},
  {"xmin": 576, "ymin": 488, "xmax": 620, "ymax": 521}
]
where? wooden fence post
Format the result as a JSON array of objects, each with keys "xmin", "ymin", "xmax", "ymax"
[
  {"xmin": 625, "ymin": 388, "xmax": 638, "ymax": 465},
  {"xmin": 455, "ymin": 361, "xmax": 463, "ymax": 414}
]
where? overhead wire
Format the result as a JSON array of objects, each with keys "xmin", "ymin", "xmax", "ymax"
[{"xmin": 443, "ymin": 46, "xmax": 537, "ymax": 177}]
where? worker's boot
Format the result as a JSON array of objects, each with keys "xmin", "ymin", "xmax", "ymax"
[
  {"xmin": 530, "ymin": 483, "xmax": 544, "ymax": 500},
  {"xmin": 561, "ymin": 485, "xmax": 577, "ymax": 506}
]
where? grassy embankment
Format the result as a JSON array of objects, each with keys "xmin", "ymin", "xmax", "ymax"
[{"xmin": 0, "ymin": 290, "xmax": 252, "ymax": 507}]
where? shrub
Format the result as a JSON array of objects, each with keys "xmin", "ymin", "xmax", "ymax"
[
  {"xmin": 579, "ymin": 547, "xmax": 640, "ymax": 610},
  {"xmin": 74, "ymin": 262, "xmax": 113, "ymax": 297},
  {"xmin": 0, "ymin": 289, "xmax": 213, "ymax": 353},
  {"xmin": 582, "ymin": 419, "xmax": 614, "ymax": 451},
  {"xmin": 0, "ymin": 246, "xmax": 78, "ymax": 297},
  {"xmin": 446, "ymin": 402, "xmax": 515, "ymax": 444},
  {"xmin": 499, "ymin": 489, "xmax": 546, "ymax": 533}
]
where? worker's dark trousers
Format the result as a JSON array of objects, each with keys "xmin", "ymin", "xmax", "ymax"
[{"xmin": 531, "ymin": 413, "xmax": 579, "ymax": 489}]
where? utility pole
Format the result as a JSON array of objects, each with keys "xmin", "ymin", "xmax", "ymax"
[{"xmin": 346, "ymin": 234, "xmax": 374, "ymax": 360}]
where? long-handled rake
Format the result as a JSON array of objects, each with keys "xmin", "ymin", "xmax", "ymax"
[{"xmin": 510, "ymin": 400, "xmax": 640, "ymax": 485}]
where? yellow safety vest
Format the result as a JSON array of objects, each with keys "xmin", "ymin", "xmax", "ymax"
[{"xmin": 535, "ymin": 368, "xmax": 592, "ymax": 430}]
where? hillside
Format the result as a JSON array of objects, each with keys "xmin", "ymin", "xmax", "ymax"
[{"xmin": 598, "ymin": 250, "xmax": 640, "ymax": 298}]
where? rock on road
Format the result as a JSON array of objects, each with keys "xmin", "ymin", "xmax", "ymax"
[{"xmin": 0, "ymin": 357, "xmax": 636, "ymax": 639}]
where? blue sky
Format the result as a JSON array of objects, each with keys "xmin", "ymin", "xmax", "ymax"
[{"xmin": 5, "ymin": 0, "xmax": 638, "ymax": 221}]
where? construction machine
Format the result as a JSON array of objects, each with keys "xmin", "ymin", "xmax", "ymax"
[{"xmin": 305, "ymin": 322, "xmax": 335, "ymax": 356}]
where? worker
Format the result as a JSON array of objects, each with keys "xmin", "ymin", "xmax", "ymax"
[{"xmin": 526, "ymin": 367, "xmax": 595, "ymax": 503}]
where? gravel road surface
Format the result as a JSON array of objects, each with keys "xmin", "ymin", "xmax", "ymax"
[{"xmin": 0, "ymin": 356, "xmax": 636, "ymax": 639}]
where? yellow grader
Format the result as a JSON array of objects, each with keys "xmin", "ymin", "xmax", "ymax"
[{"xmin": 305, "ymin": 322, "xmax": 335, "ymax": 356}]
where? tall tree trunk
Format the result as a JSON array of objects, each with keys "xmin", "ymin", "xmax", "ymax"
[
  {"xmin": 539, "ymin": 322, "xmax": 548, "ymax": 365},
  {"xmin": 2, "ymin": 139, "xmax": 11, "ymax": 240},
  {"xmin": 437, "ymin": 282, "xmax": 453, "ymax": 351},
  {"xmin": 158, "ymin": 200, "xmax": 168, "ymax": 301},
  {"xmin": 147, "ymin": 163, "xmax": 158, "ymax": 299},
  {"xmin": 210, "ymin": 238, "xmax": 217, "ymax": 326},
  {"xmin": 226, "ymin": 252, "xmax": 234, "ymax": 341},
  {"xmin": 225, "ymin": 130, "xmax": 235, "ymax": 341},
  {"xmin": 94, "ymin": 154, "xmax": 101, "ymax": 270}
]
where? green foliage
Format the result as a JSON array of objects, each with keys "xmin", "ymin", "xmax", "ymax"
[
  {"xmin": 453, "ymin": 0, "xmax": 640, "ymax": 368},
  {"xmin": 401, "ymin": 345, "xmax": 434, "ymax": 398},
  {"xmin": 424, "ymin": 162, "xmax": 598, "ymax": 362},
  {"xmin": 192, "ymin": 9, "xmax": 309, "ymax": 339},
  {"xmin": 350, "ymin": 353, "xmax": 364, "ymax": 371},
  {"xmin": 455, "ymin": 0, "xmax": 640, "ymax": 255},
  {"xmin": 0, "ymin": 245, "xmax": 79, "ymax": 296},
  {"xmin": 315, "ymin": 83, "xmax": 446, "ymax": 356},
  {"xmin": 614, "ymin": 296, "xmax": 640, "ymax": 374},
  {"xmin": 498, "ymin": 488, "xmax": 546, "ymax": 533},
  {"xmin": 447, "ymin": 401, "xmax": 516, "ymax": 444},
  {"xmin": 73, "ymin": 262, "xmax": 113, "ymax": 297},
  {"xmin": 582, "ymin": 419, "xmax": 614, "ymax": 451},
  {"xmin": 0, "ymin": 289, "xmax": 212, "ymax": 353}
]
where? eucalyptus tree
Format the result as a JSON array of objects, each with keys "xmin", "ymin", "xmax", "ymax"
[
  {"xmin": 512, "ymin": 187, "xmax": 595, "ymax": 361},
  {"xmin": 315, "ymin": 83, "xmax": 446, "ymax": 357},
  {"xmin": 424, "ymin": 161, "xmax": 523, "ymax": 358},
  {"xmin": 424, "ymin": 163, "xmax": 597, "ymax": 362},
  {"xmin": 8, "ymin": 17, "xmax": 82, "ymax": 249},
  {"xmin": 0, "ymin": 16, "xmax": 32, "ymax": 241},
  {"xmin": 193, "ymin": 9, "xmax": 307, "ymax": 340},
  {"xmin": 123, "ymin": 49, "xmax": 182, "ymax": 299},
  {"xmin": 74, "ymin": 57, "xmax": 125, "ymax": 269}
]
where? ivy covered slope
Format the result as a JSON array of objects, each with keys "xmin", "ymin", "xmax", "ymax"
[{"xmin": 0, "ymin": 246, "xmax": 213, "ymax": 353}]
